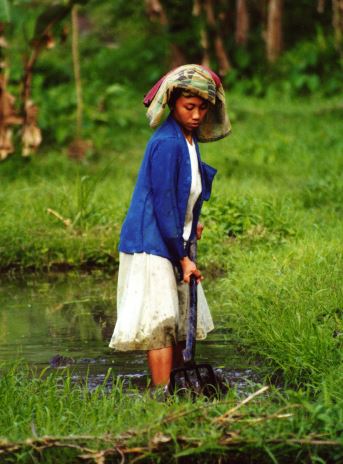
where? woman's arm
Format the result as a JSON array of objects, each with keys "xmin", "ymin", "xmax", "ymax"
[
  {"xmin": 151, "ymin": 139, "xmax": 204, "ymax": 282},
  {"xmin": 196, "ymin": 223, "xmax": 204, "ymax": 240},
  {"xmin": 150, "ymin": 139, "xmax": 186, "ymax": 260},
  {"xmin": 180, "ymin": 256, "xmax": 203, "ymax": 283}
]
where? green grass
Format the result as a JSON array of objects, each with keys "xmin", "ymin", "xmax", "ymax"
[
  {"xmin": 0, "ymin": 93, "xmax": 342, "ymax": 273},
  {"xmin": 0, "ymin": 92, "xmax": 342, "ymax": 462},
  {"xmin": 0, "ymin": 364, "xmax": 342, "ymax": 463}
]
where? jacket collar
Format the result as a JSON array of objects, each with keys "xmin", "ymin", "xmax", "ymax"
[
  {"xmin": 166, "ymin": 114, "xmax": 184, "ymax": 139},
  {"xmin": 164, "ymin": 114, "xmax": 199, "ymax": 144}
]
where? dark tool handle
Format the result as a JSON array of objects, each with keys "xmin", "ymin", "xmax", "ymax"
[{"xmin": 182, "ymin": 240, "xmax": 198, "ymax": 365}]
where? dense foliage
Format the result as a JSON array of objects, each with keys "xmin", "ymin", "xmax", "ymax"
[{"xmin": 0, "ymin": 0, "xmax": 342, "ymax": 151}]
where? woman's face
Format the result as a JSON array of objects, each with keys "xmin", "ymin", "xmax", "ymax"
[{"xmin": 172, "ymin": 95, "xmax": 209, "ymax": 134}]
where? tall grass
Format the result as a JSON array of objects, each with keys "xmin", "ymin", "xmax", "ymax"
[
  {"xmin": 0, "ymin": 364, "xmax": 342, "ymax": 463},
  {"xmin": 0, "ymin": 93, "xmax": 341, "ymax": 272},
  {"xmin": 207, "ymin": 237, "xmax": 343, "ymax": 387}
]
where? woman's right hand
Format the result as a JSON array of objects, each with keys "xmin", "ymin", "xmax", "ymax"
[{"xmin": 180, "ymin": 256, "xmax": 203, "ymax": 284}]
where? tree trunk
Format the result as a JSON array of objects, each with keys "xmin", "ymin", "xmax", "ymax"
[
  {"xmin": 157, "ymin": 0, "xmax": 199, "ymax": 67},
  {"xmin": 68, "ymin": 4, "xmax": 92, "ymax": 160},
  {"xmin": 71, "ymin": 5, "xmax": 82, "ymax": 139},
  {"xmin": 317, "ymin": 0, "xmax": 326, "ymax": 13},
  {"xmin": 235, "ymin": 0, "xmax": 250, "ymax": 45},
  {"xmin": 0, "ymin": 24, "xmax": 16, "ymax": 161},
  {"xmin": 193, "ymin": 0, "xmax": 210, "ymax": 68},
  {"xmin": 145, "ymin": 0, "xmax": 184, "ymax": 67},
  {"xmin": 266, "ymin": 0, "xmax": 283, "ymax": 62},
  {"xmin": 170, "ymin": 44, "xmax": 187, "ymax": 68},
  {"xmin": 21, "ymin": 46, "xmax": 42, "ymax": 157},
  {"xmin": 145, "ymin": 0, "xmax": 167, "ymax": 25},
  {"xmin": 260, "ymin": 0, "xmax": 268, "ymax": 44},
  {"xmin": 200, "ymin": 28, "xmax": 211, "ymax": 67},
  {"xmin": 204, "ymin": 0, "xmax": 231, "ymax": 76},
  {"xmin": 332, "ymin": 0, "xmax": 343, "ymax": 50}
]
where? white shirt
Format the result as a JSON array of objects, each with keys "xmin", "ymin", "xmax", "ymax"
[{"xmin": 182, "ymin": 138, "xmax": 202, "ymax": 241}]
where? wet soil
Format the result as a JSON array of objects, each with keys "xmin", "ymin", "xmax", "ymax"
[{"xmin": 0, "ymin": 272, "xmax": 259, "ymax": 391}]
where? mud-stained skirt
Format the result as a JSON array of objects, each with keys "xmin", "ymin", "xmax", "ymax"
[{"xmin": 109, "ymin": 252, "xmax": 214, "ymax": 351}]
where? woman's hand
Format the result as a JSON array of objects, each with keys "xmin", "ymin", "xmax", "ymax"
[
  {"xmin": 196, "ymin": 223, "xmax": 204, "ymax": 240},
  {"xmin": 180, "ymin": 256, "xmax": 203, "ymax": 284}
]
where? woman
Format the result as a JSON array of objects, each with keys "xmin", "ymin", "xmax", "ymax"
[{"xmin": 109, "ymin": 64, "xmax": 230, "ymax": 387}]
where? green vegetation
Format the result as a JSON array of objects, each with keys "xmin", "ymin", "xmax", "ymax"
[
  {"xmin": 1, "ymin": 2, "xmax": 342, "ymax": 461},
  {"xmin": 1, "ymin": 93, "xmax": 342, "ymax": 272},
  {"xmin": 2, "ymin": 1, "xmax": 342, "ymax": 158},
  {"xmin": 0, "ymin": 364, "xmax": 342, "ymax": 463},
  {"xmin": 1, "ymin": 93, "xmax": 342, "ymax": 461}
]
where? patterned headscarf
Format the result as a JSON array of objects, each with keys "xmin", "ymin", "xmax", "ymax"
[{"xmin": 143, "ymin": 64, "xmax": 231, "ymax": 143}]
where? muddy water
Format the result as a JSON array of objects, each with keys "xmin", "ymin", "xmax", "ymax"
[{"xmin": 0, "ymin": 272, "xmax": 257, "ymax": 390}]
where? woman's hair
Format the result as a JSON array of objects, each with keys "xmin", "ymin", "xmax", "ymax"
[
  {"xmin": 168, "ymin": 88, "xmax": 207, "ymax": 110},
  {"xmin": 168, "ymin": 88, "xmax": 183, "ymax": 110}
]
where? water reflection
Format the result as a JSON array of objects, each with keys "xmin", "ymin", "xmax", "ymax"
[{"xmin": 0, "ymin": 272, "xmax": 257, "ymax": 387}]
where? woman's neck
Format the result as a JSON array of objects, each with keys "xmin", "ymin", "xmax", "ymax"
[
  {"xmin": 171, "ymin": 114, "xmax": 193, "ymax": 144},
  {"xmin": 181, "ymin": 128, "xmax": 193, "ymax": 145}
]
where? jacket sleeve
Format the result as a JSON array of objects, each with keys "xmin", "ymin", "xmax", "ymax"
[
  {"xmin": 201, "ymin": 161, "xmax": 217, "ymax": 201},
  {"xmin": 150, "ymin": 138, "xmax": 187, "ymax": 260}
]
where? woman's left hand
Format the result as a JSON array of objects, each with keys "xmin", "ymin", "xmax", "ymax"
[
  {"xmin": 180, "ymin": 256, "xmax": 203, "ymax": 284},
  {"xmin": 196, "ymin": 223, "xmax": 204, "ymax": 240}
]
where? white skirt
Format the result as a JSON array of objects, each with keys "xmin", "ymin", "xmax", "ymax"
[{"xmin": 109, "ymin": 252, "xmax": 214, "ymax": 351}]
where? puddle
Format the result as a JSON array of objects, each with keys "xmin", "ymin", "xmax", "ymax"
[{"xmin": 0, "ymin": 272, "xmax": 259, "ymax": 391}]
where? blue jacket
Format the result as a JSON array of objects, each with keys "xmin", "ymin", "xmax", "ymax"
[{"xmin": 119, "ymin": 114, "xmax": 217, "ymax": 264}]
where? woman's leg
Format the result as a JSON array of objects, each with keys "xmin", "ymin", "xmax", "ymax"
[
  {"xmin": 147, "ymin": 347, "xmax": 173, "ymax": 386},
  {"xmin": 147, "ymin": 341, "xmax": 186, "ymax": 386}
]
